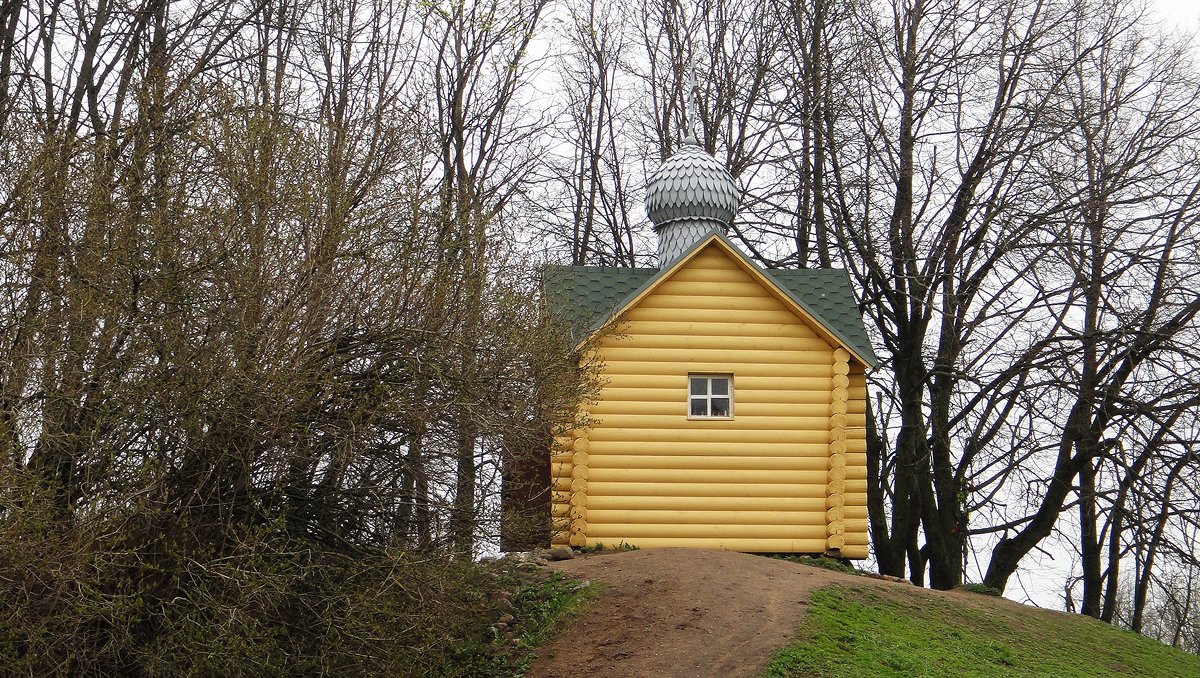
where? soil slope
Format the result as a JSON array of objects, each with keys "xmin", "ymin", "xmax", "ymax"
[{"xmin": 526, "ymin": 548, "xmax": 887, "ymax": 678}]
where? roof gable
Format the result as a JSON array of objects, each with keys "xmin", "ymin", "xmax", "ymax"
[{"xmin": 544, "ymin": 232, "xmax": 879, "ymax": 367}]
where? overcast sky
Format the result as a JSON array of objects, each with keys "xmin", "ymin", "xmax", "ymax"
[{"xmin": 1153, "ymin": 0, "xmax": 1200, "ymax": 29}]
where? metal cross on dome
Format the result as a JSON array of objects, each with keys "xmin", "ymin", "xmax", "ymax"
[
  {"xmin": 678, "ymin": 0, "xmax": 702, "ymax": 148},
  {"xmin": 685, "ymin": 49, "xmax": 701, "ymax": 146}
]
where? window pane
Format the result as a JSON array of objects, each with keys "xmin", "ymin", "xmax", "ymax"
[
  {"xmin": 711, "ymin": 378, "xmax": 729, "ymax": 395},
  {"xmin": 690, "ymin": 398, "xmax": 708, "ymax": 416},
  {"xmin": 690, "ymin": 377, "xmax": 707, "ymax": 395},
  {"xmin": 711, "ymin": 398, "xmax": 730, "ymax": 417}
]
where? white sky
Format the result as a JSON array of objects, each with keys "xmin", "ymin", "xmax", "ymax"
[{"xmin": 1153, "ymin": 0, "xmax": 1200, "ymax": 29}]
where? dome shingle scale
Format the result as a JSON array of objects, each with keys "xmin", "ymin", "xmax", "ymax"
[{"xmin": 645, "ymin": 140, "xmax": 740, "ymax": 232}]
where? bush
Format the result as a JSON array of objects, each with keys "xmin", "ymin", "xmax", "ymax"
[
  {"xmin": 0, "ymin": 494, "xmax": 523, "ymax": 676},
  {"xmin": 962, "ymin": 583, "xmax": 1003, "ymax": 597}
]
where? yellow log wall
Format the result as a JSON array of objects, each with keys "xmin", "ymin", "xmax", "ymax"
[
  {"xmin": 844, "ymin": 363, "xmax": 869, "ymax": 557},
  {"xmin": 550, "ymin": 243, "xmax": 871, "ymax": 557}
]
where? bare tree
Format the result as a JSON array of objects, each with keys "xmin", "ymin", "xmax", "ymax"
[{"xmin": 981, "ymin": 1, "xmax": 1200, "ymax": 597}]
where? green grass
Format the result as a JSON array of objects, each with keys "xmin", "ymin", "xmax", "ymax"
[
  {"xmin": 464, "ymin": 570, "xmax": 600, "ymax": 677},
  {"xmin": 765, "ymin": 554, "xmax": 865, "ymax": 576},
  {"xmin": 578, "ymin": 541, "xmax": 639, "ymax": 554},
  {"xmin": 766, "ymin": 584, "xmax": 1200, "ymax": 678},
  {"xmin": 961, "ymin": 582, "xmax": 1003, "ymax": 597},
  {"xmin": 509, "ymin": 571, "xmax": 601, "ymax": 650}
]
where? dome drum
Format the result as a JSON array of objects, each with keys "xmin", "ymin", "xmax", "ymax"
[{"xmin": 645, "ymin": 140, "xmax": 741, "ymax": 264}]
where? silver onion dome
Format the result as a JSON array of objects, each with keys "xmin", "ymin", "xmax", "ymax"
[{"xmin": 645, "ymin": 138, "xmax": 740, "ymax": 264}]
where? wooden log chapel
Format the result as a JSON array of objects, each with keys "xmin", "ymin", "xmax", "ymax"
[{"xmin": 520, "ymin": 137, "xmax": 877, "ymax": 559}]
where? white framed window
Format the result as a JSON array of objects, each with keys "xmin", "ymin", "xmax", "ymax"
[{"xmin": 689, "ymin": 374, "xmax": 733, "ymax": 418}]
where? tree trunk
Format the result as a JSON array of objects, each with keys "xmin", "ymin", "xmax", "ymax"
[{"xmin": 1079, "ymin": 461, "xmax": 1103, "ymax": 617}]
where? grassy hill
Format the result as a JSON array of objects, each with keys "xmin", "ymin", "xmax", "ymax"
[{"xmin": 766, "ymin": 579, "xmax": 1200, "ymax": 677}]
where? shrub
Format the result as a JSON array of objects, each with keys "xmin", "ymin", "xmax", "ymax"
[
  {"xmin": 962, "ymin": 583, "xmax": 1003, "ymax": 597},
  {"xmin": 0, "ymin": 496, "xmax": 516, "ymax": 676}
]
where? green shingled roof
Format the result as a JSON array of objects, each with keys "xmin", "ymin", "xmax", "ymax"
[
  {"xmin": 543, "ymin": 240, "xmax": 879, "ymax": 367},
  {"xmin": 543, "ymin": 265, "xmax": 658, "ymax": 337}
]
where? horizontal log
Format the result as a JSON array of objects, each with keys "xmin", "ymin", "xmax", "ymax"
[
  {"xmin": 601, "ymin": 360, "xmax": 835, "ymax": 378},
  {"xmin": 588, "ymin": 428, "xmax": 832, "ymax": 444},
  {"xmin": 618, "ymin": 320, "xmax": 819, "ymax": 340},
  {"xmin": 610, "ymin": 333, "xmax": 829, "ymax": 352},
  {"xmin": 550, "ymin": 531, "xmax": 569, "ymax": 546},
  {"xmin": 587, "ymin": 441, "xmax": 833, "ymax": 457},
  {"xmin": 653, "ymin": 279, "xmax": 780, "ymax": 299},
  {"xmin": 586, "ymin": 495, "xmax": 831, "ymax": 512},
  {"xmin": 844, "ymin": 531, "xmax": 869, "ymax": 547},
  {"xmin": 600, "ymin": 346, "xmax": 834, "ymax": 366},
  {"xmin": 592, "ymin": 414, "xmax": 832, "ymax": 431},
  {"xmin": 623, "ymin": 307, "xmax": 806, "ymax": 326},
  {"xmin": 688, "ymin": 249, "xmax": 735, "ymax": 264},
  {"xmin": 587, "ymin": 455, "xmax": 830, "ymax": 472},
  {"xmin": 586, "ymin": 509, "xmax": 828, "ymax": 526},
  {"xmin": 601, "ymin": 374, "xmax": 837, "ymax": 391},
  {"xmin": 553, "ymin": 477, "xmax": 572, "ymax": 492},
  {"xmin": 636, "ymin": 294, "xmax": 785, "ymax": 312},
  {"xmin": 587, "ymin": 522, "xmax": 828, "ymax": 540},
  {"xmin": 592, "ymin": 387, "xmax": 684, "ymax": 404},
  {"xmin": 585, "ymin": 536, "xmax": 832, "ymax": 553},
  {"xmin": 666, "ymin": 265, "xmax": 759, "ymax": 284},
  {"xmin": 845, "ymin": 505, "xmax": 867, "ymax": 520},
  {"xmin": 588, "ymin": 481, "xmax": 828, "ymax": 498},
  {"xmin": 550, "ymin": 504, "xmax": 569, "ymax": 518},
  {"xmin": 588, "ymin": 468, "xmax": 830, "ymax": 484},
  {"xmin": 590, "ymin": 400, "xmax": 835, "ymax": 418},
  {"xmin": 845, "ymin": 518, "xmax": 868, "ymax": 534},
  {"xmin": 842, "ymin": 544, "xmax": 868, "ymax": 559}
]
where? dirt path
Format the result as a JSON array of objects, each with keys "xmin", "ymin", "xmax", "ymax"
[{"xmin": 526, "ymin": 548, "xmax": 892, "ymax": 678}]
